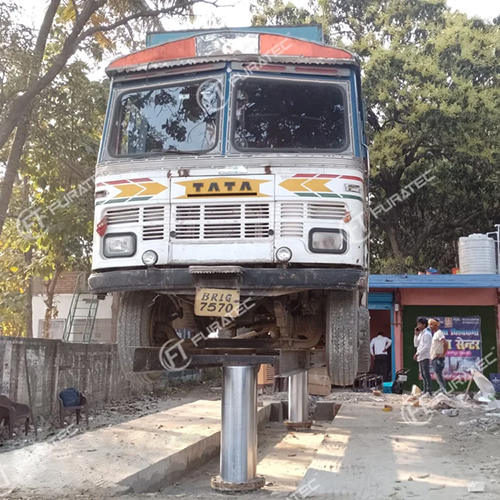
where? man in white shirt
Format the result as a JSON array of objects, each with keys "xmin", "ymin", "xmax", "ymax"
[
  {"xmin": 413, "ymin": 317, "xmax": 433, "ymax": 396},
  {"xmin": 429, "ymin": 318, "xmax": 448, "ymax": 394},
  {"xmin": 370, "ymin": 332, "xmax": 392, "ymax": 381}
]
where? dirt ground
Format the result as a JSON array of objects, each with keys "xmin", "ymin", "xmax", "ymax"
[
  {"xmin": 0, "ymin": 380, "xmax": 223, "ymax": 453},
  {"xmin": 2, "ymin": 386, "xmax": 500, "ymax": 500}
]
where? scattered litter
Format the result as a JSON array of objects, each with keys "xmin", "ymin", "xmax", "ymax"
[
  {"xmin": 411, "ymin": 385, "xmax": 422, "ymax": 396},
  {"xmin": 425, "ymin": 393, "xmax": 468, "ymax": 410},
  {"xmin": 472, "ymin": 370, "xmax": 496, "ymax": 399},
  {"xmin": 442, "ymin": 409, "xmax": 459, "ymax": 417},
  {"xmin": 408, "ymin": 476, "xmax": 414, "ymax": 481},
  {"xmin": 383, "ymin": 405, "xmax": 393, "ymax": 412},
  {"xmin": 430, "ymin": 485, "xmax": 446, "ymax": 490},
  {"xmin": 369, "ymin": 397, "xmax": 384, "ymax": 402},
  {"xmin": 418, "ymin": 473, "xmax": 430, "ymax": 479},
  {"xmin": 468, "ymin": 481, "xmax": 485, "ymax": 493}
]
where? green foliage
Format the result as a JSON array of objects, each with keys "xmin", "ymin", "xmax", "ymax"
[{"xmin": 252, "ymin": 0, "xmax": 500, "ymax": 272}]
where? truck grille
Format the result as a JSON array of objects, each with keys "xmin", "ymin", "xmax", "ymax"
[
  {"xmin": 278, "ymin": 202, "xmax": 347, "ymax": 238},
  {"xmin": 104, "ymin": 205, "xmax": 166, "ymax": 241},
  {"xmin": 174, "ymin": 203, "xmax": 271, "ymax": 240}
]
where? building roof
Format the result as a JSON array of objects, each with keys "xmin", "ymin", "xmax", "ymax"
[{"xmin": 370, "ymin": 274, "xmax": 500, "ymax": 289}]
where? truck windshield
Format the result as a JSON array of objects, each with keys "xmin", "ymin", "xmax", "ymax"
[
  {"xmin": 112, "ymin": 79, "xmax": 220, "ymax": 156},
  {"xmin": 232, "ymin": 78, "xmax": 347, "ymax": 152}
]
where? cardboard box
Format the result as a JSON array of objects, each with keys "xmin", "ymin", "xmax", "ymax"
[
  {"xmin": 258, "ymin": 364, "xmax": 274, "ymax": 386},
  {"xmin": 308, "ymin": 367, "xmax": 331, "ymax": 396}
]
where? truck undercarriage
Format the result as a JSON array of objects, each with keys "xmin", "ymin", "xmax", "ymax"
[{"xmin": 89, "ymin": 265, "xmax": 370, "ymax": 386}]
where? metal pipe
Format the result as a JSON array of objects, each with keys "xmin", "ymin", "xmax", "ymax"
[
  {"xmin": 220, "ymin": 365, "xmax": 258, "ymax": 483},
  {"xmin": 288, "ymin": 371, "xmax": 309, "ymax": 423}
]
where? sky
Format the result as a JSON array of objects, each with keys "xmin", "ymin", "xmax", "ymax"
[{"xmin": 23, "ymin": 0, "xmax": 499, "ymax": 33}]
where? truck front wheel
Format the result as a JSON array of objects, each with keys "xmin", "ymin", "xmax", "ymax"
[
  {"xmin": 117, "ymin": 291, "xmax": 178, "ymax": 383},
  {"xmin": 325, "ymin": 291, "xmax": 359, "ymax": 386}
]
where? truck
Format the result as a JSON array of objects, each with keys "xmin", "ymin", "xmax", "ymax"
[{"xmin": 89, "ymin": 25, "xmax": 369, "ymax": 386}]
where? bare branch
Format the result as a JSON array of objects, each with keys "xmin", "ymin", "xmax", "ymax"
[{"xmin": 78, "ymin": 0, "xmax": 218, "ymax": 41}]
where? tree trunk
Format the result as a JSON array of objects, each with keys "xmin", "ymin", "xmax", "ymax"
[
  {"xmin": 42, "ymin": 264, "xmax": 63, "ymax": 339},
  {"xmin": 23, "ymin": 177, "xmax": 33, "ymax": 338},
  {"xmin": 24, "ymin": 250, "xmax": 33, "ymax": 338},
  {"xmin": 0, "ymin": 0, "xmax": 60, "ymax": 237}
]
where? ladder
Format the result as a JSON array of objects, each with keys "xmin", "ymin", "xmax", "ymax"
[{"xmin": 62, "ymin": 274, "xmax": 99, "ymax": 343}]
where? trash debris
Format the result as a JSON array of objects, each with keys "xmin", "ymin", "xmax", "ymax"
[
  {"xmin": 472, "ymin": 370, "xmax": 496, "ymax": 399},
  {"xmin": 442, "ymin": 409, "xmax": 459, "ymax": 417},
  {"xmin": 411, "ymin": 385, "xmax": 422, "ymax": 396},
  {"xmin": 418, "ymin": 473, "xmax": 430, "ymax": 479},
  {"xmin": 467, "ymin": 481, "xmax": 485, "ymax": 493},
  {"xmin": 425, "ymin": 393, "xmax": 468, "ymax": 410},
  {"xmin": 383, "ymin": 405, "xmax": 393, "ymax": 412},
  {"xmin": 372, "ymin": 390, "xmax": 382, "ymax": 397}
]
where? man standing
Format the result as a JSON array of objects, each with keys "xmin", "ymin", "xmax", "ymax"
[
  {"xmin": 370, "ymin": 332, "xmax": 392, "ymax": 382},
  {"xmin": 413, "ymin": 317, "xmax": 433, "ymax": 396},
  {"xmin": 429, "ymin": 318, "xmax": 448, "ymax": 394}
]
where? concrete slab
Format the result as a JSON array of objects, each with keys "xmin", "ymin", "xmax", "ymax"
[
  {"xmin": 0, "ymin": 399, "xmax": 270, "ymax": 496},
  {"xmin": 297, "ymin": 402, "xmax": 500, "ymax": 500}
]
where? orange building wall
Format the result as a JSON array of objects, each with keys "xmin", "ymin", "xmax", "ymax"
[{"xmin": 400, "ymin": 288, "xmax": 497, "ymax": 306}]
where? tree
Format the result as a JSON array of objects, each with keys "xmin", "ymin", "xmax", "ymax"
[
  {"xmin": 0, "ymin": 59, "xmax": 107, "ymax": 337},
  {"xmin": 0, "ymin": 0, "xmax": 217, "ymax": 238},
  {"xmin": 252, "ymin": 0, "xmax": 500, "ymax": 272}
]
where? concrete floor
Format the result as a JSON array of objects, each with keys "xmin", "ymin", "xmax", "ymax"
[
  {"xmin": 3, "ymin": 393, "xmax": 500, "ymax": 500},
  {"xmin": 300, "ymin": 401, "xmax": 500, "ymax": 500}
]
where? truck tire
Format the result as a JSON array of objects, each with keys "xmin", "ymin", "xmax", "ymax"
[
  {"xmin": 326, "ymin": 290, "xmax": 359, "ymax": 386},
  {"xmin": 357, "ymin": 306, "xmax": 371, "ymax": 373},
  {"xmin": 118, "ymin": 291, "xmax": 176, "ymax": 384}
]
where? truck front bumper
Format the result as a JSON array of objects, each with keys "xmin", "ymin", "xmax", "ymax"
[{"xmin": 88, "ymin": 267, "xmax": 366, "ymax": 295}]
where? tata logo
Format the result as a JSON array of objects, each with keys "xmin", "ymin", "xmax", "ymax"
[{"xmin": 176, "ymin": 177, "xmax": 270, "ymax": 198}]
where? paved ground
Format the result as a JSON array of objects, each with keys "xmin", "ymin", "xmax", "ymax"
[
  {"xmin": 2, "ymin": 389, "xmax": 499, "ymax": 500},
  {"xmin": 300, "ymin": 400, "xmax": 500, "ymax": 499}
]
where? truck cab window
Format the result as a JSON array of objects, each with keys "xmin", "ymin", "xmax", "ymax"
[
  {"xmin": 232, "ymin": 78, "xmax": 347, "ymax": 152},
  {"xmin": 113, "ymin": 80, "xmax": 220, "ymax": 156}
]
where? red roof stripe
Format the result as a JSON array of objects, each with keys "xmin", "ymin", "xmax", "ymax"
[
  {"xmin": 130, "ymin": 178, "xmax": 153, "ymax": 182},
  {"xmin": 108, "ymin": 37, "xmax": 196, "ymax": 70},
  {"xmin": 260, "ymin": 34, "xmax": 353, "ymax": 60}
]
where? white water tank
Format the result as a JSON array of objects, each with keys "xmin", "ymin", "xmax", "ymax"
[{"xmin": 458, "ymin": 234, "xmax": 497, "ymax": 274}]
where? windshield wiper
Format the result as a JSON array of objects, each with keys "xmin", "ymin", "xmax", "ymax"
[{"xmin": 150, "ymin": 148, "xmax": 198, "ymax": 155}]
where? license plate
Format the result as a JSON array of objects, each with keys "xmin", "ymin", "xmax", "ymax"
[{"xmin": 194, "ymin": 288, "xmax": 240, "ymax": 318}]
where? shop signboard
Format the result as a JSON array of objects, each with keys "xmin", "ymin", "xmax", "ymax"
[{"xmin": 416, "ymin": 316, "xmax": 482, "ymax": 381}]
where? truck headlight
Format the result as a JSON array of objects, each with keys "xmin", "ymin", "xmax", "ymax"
[
  {"xmin": 276, "ymin": 247, "xmax": 292, "ymax": 263},
  {"xmin": 103, "ymin": 233, "xmax": 136, "ymax": 258},
  {"xmin": 309, "ymin": 229, "xmax": 347, "ymax": 254}
]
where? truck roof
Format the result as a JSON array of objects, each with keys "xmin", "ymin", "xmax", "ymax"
[{"xmin": 106, "ymin": 30, "xmax": 357, "ymax": 77}]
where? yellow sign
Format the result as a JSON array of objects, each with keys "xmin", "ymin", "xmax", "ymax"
[
  {"xmin": 114, "ymin": 181, "xmax": 167, "ymax": 198},
  {"xmin": 177, "ymin": 177, "xmax": 269, "ymax": 198},
  {"xmin": 279, "ymin": 177, "xmax": 332, "ymax": 193},
  {"xmin": 194, "ymin": 288, "xmax": 241, "ymax": 318}
]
